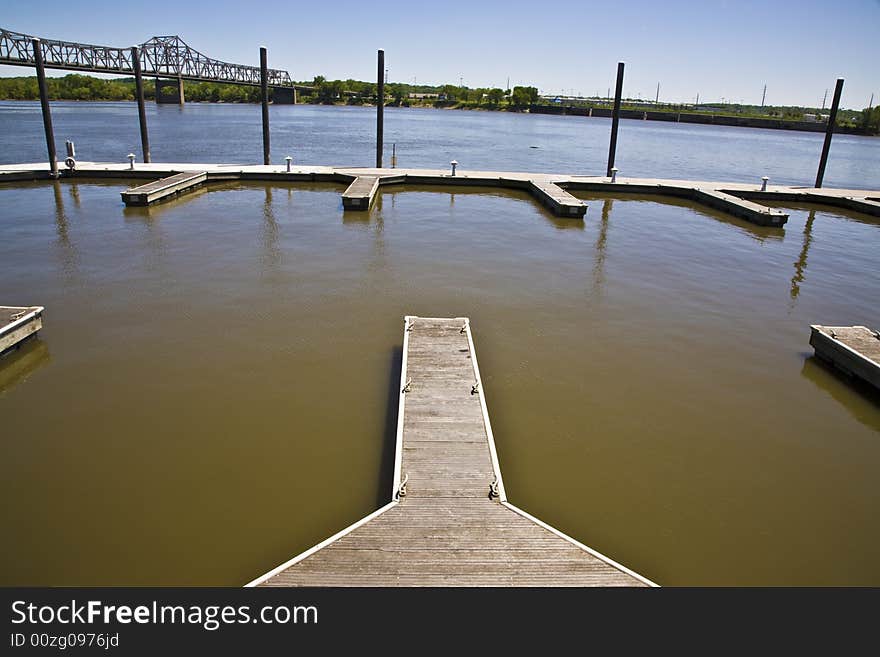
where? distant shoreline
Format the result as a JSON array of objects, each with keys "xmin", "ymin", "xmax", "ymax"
[{"xmin": 0, "ymin": 97, "xmax": 874, "ymax": 136}]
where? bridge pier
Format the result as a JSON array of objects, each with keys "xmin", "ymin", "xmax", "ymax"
[
  {"xmin": 272, "ymin": 87, "xmax": 296, "ymax": 104},
  {"xmin": 155, "ymin": 77, "xmax": 185, "ymax": 105}
]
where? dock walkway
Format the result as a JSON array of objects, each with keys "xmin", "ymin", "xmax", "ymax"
[
  {"xmin": 248, "ymin": 317, "xmax": 654, "ymax": 587},
  {"xmin": 3, "ymin": 161, "xmax": 880, "ymax": 225}
]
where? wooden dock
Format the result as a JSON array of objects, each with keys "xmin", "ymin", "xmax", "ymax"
[
  {"xmin": 5, "ymin": 160, "xmax": 880, "ymax": 225},
  {"xmin": 341, "ymin": 175, "xmax": 380, "ymax": 210},
  {"xmin": 0, "ymin": 306, "xmax": 44, "ymax": 356},
  {"xmin": 120, "ymin": 171, "xmax": 207, "ymax": 206},
  {"xmin": 247, "ymin": 316, "xmax": 655, "ymax": 587},
  {"xmin": 810, "ymin": 325, "xmax": 880, "ymax": 391}
]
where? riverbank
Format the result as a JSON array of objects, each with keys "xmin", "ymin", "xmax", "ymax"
[{"xmin": 2, "ymin": 73, "xmax": 876, "ymax": 136}]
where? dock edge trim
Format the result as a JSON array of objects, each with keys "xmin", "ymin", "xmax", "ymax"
[
  {"xmin": 501, "ymin": 502, "xmax": 659, "ymax": 587},
  {"xmin": 0, "ymin": 306, "xmax": 44, "ymax": 339},
  {"xmin": 462, "ymin": 317, "xmax": 508, "ymax": 502},
  {"xmin": 243, "ymin": 501, "xmax": 399, "ymax": 587}
]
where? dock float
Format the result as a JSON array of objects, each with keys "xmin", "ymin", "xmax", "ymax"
[
  {"xmin": 1, "ymin": 306, "xmax": 44, "ymax": 356},
  {"xmin": 691, "ymin": 189, "xmax": 787, "ymax": 226},
  {"xmin": 247, "ymin": 316, "xmax": 655, "ymax": 587},
  {"xmin": 120, "ymin": 171, "xmax": 207, "ymax": 206},
  {"xmin": 528, "ymin": 179, "xmax": 586, "ymax": 217},
  {"xmin": 810, "ymin": 325, "xmax": 880, "ymax": 391},
  {"xmin": 341, "ymin": 175, "xmax": 380, "ymax": 210},
  {"xmin": 7, "ymin": 160, "xmax": 880, "ymax": 225}
]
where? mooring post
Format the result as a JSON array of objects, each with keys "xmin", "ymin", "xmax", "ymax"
[
  {"xmin": 606, "ymin": 62, "xmax": 625, "ymax": 177},
  {"xmin": 815, "ymin": 77, "xmax": 844, "ymax": 189},
  {"xmin": 131, "ymin": 47, "xmax": 151, "ymax": 163},
  {"xmin": 260, "ymin": 46, "xmax": 270, "ymax": 166},
  {"xmin": 376, "ymin": 49, "xmax": 385, "ymax": 168},
  {"xmin": 32, "ymin": 38, "xmax": 58, "ymax": 177}
]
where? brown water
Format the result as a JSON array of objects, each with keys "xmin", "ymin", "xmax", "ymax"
[{"xmin": 1, "ymin": 180, "xmax": 878, "ymax": 586}]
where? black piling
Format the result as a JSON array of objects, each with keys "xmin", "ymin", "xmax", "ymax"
[
  {"xmin": 32, "ymin": 38, "xmax": 57, "ymax": 176},
  {"xmin": 260, "ymin": 46, "xmax": 270, "ymax": 166},
  {"xmin": 131, "ymin": 47, "xmax": 151, "ymax": 163},
  {"xmin": 815, "ymin": 77, "xmax": 844, "ymax": 189},
  {"xmin": 376, "ymin": 49, "xmax": 385, "ymax": 168},
  {"xmin": 606, "ymin": 62, "xmax": 625, "ymax": 177}
]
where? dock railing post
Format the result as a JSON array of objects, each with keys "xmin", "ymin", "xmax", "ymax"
[
  {"xmin": 606, "ymin": 62, "xmax": 625, "ymax": 177},
  {"xmin": 131, "ymin": 47, "xmax": 151, "ymax": 164},
  {"xmin": 815, "ymin": 77, "xmax": 844, "ymax": 189},
  {"xmin": 260, "ymin": 46, "xmax": 270, "ymax": 166},
  {"xmin": 376, "ymin": 49, "xmax": 385, "ymax": 168},
  {"xmin": 32, "ymin": 38, "xmax": 58, "ymax": 177}
]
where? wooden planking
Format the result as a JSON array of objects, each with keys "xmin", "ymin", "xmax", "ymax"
[
  {"xmin": 121, "ymin": 171, "xmax": 207, "ymax": 206},
  {"xmin": 692, "ymin": 189, "xmax": 788, "ymax": 226},
  {"xmin": 810, "ymin": 325, "xmax": 880, "ymax": 391},
  {"xmin": 260, "ymin": 499, "xmax": 644, "ymax": 586},
  {"xmin": 401, "ymin": 318, "xmax": 492, "ymax": 499},
  {"xmin": 341, "ymin": 175, "xmax": 379, "ymax": 211},
  {"xmin": 252, "ymin": 316, "xmax": 654, "ymax": 587},
  {"xmin": 528, "ymin": 179, "xmax": 587, "ymax": 217},
  {"xmin": 0, "ymin": 306, "xmax": 43, "ymax": 355}
]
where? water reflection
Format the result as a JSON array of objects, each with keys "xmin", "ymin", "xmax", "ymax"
[
  {"xmin": 591, "ymin": 198, "xmax": 612, "ymax": 297},
  {"xmin": 68, "ymin": 182, "xmax": 81, "ymax": 208},
  {"xmin": 261, "ymin": 186, "xmax": 280, "ymax": 272},
  {"xmin": 801, "ymin": 356, "xmax": 880, "ymax": 427},
  {"xmin": 790, "ymin": 209, "xmax": 816, "ymax": 304},
  {"xmin": 0, "ymin": 339, "xmax": 50, "ymax": 397},
  {"xmin": 121, "ymin": 187, "xmax": 209, "ymax": 221},
  {"xmin": 574, "ymin": 192, "xmax": 784, "ymax": 242},
  {"xmin": 52, "ymin": 181, "xmax": 78, "ymax": 278}
]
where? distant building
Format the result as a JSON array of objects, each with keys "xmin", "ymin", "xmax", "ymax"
[{"xmin": 408, "ymin": 93, "xmax": 440, "ymax": 100}]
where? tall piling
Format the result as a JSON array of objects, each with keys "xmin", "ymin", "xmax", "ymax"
[
  {"xmin": 32, "ymin": 38, "xmax": 58, "ymax": 176},
  {"xmin": 376, "ymin": 49, "xmax": 385, "ymax": 168},
  {"xmin": 260, "ymin": 46, "xmax": 270, "ymax": 165},
  {"xmin": 131, "ymin": 47, "xmax": 151, "ymax": 163},
  {"xmin": 815, "ymin": 77, "xmax": 844, "ymax": 189},
  {"xmin": 606, "ymin": 62, "xmax": 625, "ymax": 177}
]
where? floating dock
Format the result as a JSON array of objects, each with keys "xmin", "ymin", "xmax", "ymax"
[
  {"xmin": 4, "ymin": 160, "xmax": 880, "ymax": 225},
  {"xmin": 120, "ymin": 170, "xmax": 207, "ymax": 205},
  {"xmin": 810, "ymin": 325, "xmax": 880, "ymax": 391},
  {"xmin": 0, "ymin": 306, "xmax": 44, "ymax": 356},
  {"xmin": 247, "ymin": 316, "xmax": 655, "ymax": 587}
]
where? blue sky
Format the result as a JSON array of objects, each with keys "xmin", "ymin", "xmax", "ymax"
[{"xmin": 2, "ymin": 0, "xmax": 878, "ymax": 108}]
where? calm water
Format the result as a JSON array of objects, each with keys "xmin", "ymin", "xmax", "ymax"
[
  {"xmin": 1, "ymin": 103, "xmax": 879, "ymax": 586},
  {"xmin": 0, "ymin": 101, "xmax": 878, "ymax": 188}
]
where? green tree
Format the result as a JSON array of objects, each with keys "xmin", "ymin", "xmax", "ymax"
[{"xmin": 510, "ymin": 85, "xmax": 538, "ymax": 108}]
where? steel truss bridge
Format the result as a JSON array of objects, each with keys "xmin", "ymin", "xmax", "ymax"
[{"xmin": 0, "ymin": 27, "xmax": 297, "ymax": 88}]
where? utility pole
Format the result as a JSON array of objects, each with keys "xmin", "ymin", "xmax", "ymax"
[
  {"xmin": 695, "ymin": 92, "xmax": 699, "ymax": 106},
  {"xmin": 822, "ymin": 89, "xmax": 827, "ymax": 110},
  {"xmin": 655, "ymin": 82, "xmax": 660, "ymax": 105},
  {"xmin": 869, "ymin": 93, "xmax": 874, "ymax": 110},
  {"xmin": 761, "ymin": 84, "xmax": 766, "ymax": 107}
]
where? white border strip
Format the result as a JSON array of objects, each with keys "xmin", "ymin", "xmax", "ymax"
[
  {"xmin": 464, "ymin": 318, "xmax": 507, "ymax": 502},
  {"xmin": 502, "ymin": 501, "xmax": 659, "ymax": 587},
  {"xmin": 0, "ymin": 306, "xmax": 44, "ymax": 339},
  {"xmin": 392, "ymin": 316, "xmax": 414, "ymax": 500},
  {"xmin": 244, "ymin": 501, "xmax": 399, "ymax": 587}
]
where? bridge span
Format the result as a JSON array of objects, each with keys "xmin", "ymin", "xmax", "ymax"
[{"xmin": 0, "ymin": 27, "xmax": 311, "ymax": 104}]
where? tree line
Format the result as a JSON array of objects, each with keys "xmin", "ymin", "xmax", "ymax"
[{"xmin": 1, "ymin": 73, "xmax": 877, "ymax": 133}]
